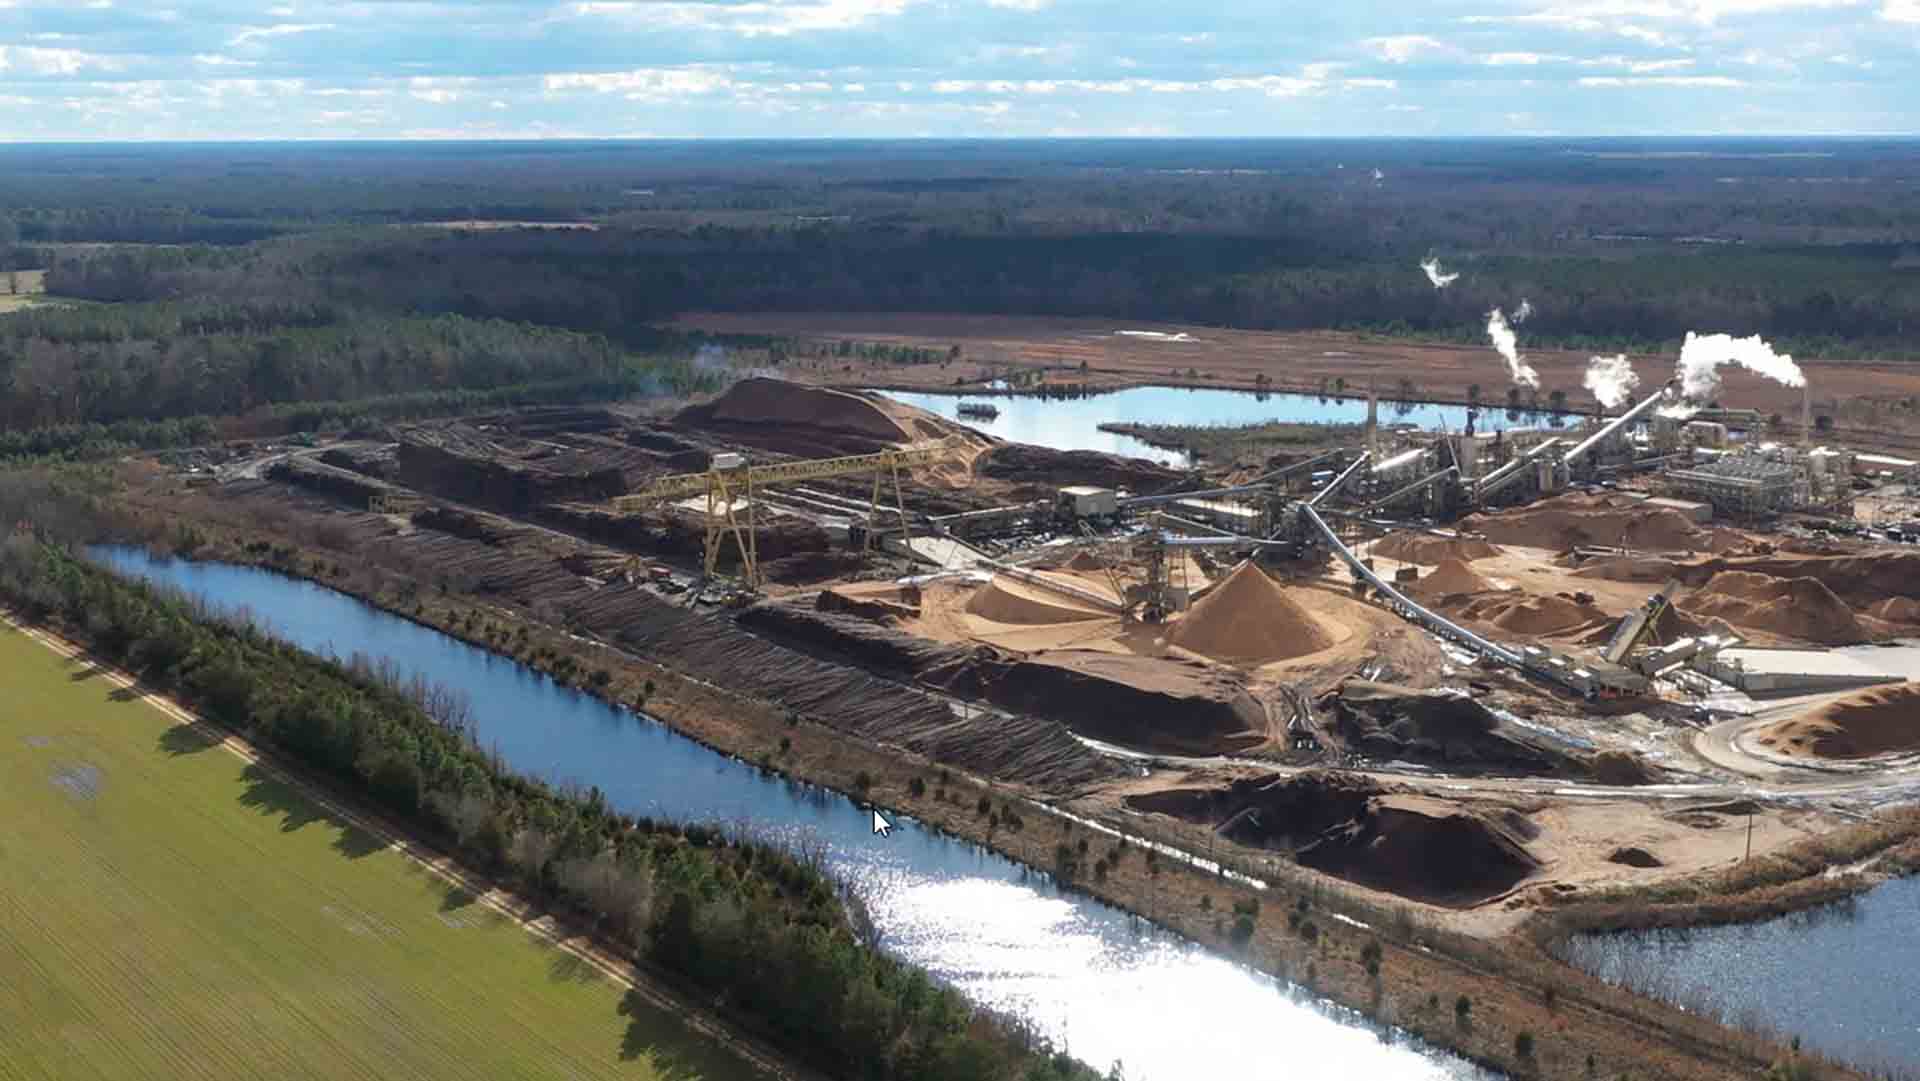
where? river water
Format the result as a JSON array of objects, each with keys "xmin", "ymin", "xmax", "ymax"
[
  {"xmin": 1560, "ymin": 878, "xmax": 1920, "ymax": 1073},
  {"xmin": 879, "ymin": 386, "xmax": 1563, "ymax": 466},
  {"xmin": 92, "ymin": 545, "xmax": 1488, "ymax": 1081}
]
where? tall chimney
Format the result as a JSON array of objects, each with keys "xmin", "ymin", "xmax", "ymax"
[{"xmin": 1801, "ymin": 383, "xmax": 1812, "ymax": 448}]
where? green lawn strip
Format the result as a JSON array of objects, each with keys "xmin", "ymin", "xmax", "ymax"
[{"xmin": 0, "ymin": 624, "xmax": 760, "ymax": 1081}]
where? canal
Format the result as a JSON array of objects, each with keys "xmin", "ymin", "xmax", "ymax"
[{"xmin": 92, "ymin": 545, "xmax": 1490, "ymax": 1081}]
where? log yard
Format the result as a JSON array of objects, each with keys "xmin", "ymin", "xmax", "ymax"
[{"xmin": 138, "ymin": 346, "xmax": 1920, "ymax": 920}]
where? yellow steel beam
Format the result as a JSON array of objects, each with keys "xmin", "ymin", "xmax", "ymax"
[{"xmin": 609, "ymin": 436, "xmax": 963, "ymax": 512}]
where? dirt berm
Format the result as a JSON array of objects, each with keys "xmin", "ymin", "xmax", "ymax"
[
  {"xmin": 1753, "ymin": 682, "xmax": 1920, "ymax": 759},
  {"xmin": 1323, "ymin": 680, "xmax": 1566, "ymax": 775},
  {"xmin": 1126, "ymin": 771, "xmax": 1539, "ymax": 906},
  {"xmin": 984, "ymin": 650, "xmax": 1269, "ymax": 756}
]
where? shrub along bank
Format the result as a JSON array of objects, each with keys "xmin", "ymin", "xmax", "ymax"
[{"xmin": 0, "ymin": 538, "xmax": 1101, "ymax": 1081}]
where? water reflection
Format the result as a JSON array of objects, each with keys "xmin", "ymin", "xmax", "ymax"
[
  {"xmin": 881, "ymin": 385, "xmax": 1559, "ymax": 466},
  {"xmin": 92, "ymin": 546, "xmax": 1490, "ymax": 1081},
  {"xmin": 1562, "ymin": 878, "xmax": 1920, "ymax": 1073}
]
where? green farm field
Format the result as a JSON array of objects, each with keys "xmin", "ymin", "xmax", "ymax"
[{"xmin": 0, "ymin": 623, "xmax": 763, "ymax": 1081}]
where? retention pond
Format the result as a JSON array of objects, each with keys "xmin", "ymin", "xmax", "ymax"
[
  {"xmin": 1560, "ymin": 877, "xmax": 1920, "ymax": 1074},
  {"xmin": 92, "ymin": 545, "xmax": 1489, "ymax": 1081},
  {"xmin": 879, "ymin": 385, "xmax": 1564, "ymax": 465}
]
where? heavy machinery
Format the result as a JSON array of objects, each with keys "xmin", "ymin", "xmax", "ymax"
[
  {"xmin": 609, "ymin": 436, "xmax": 968, "ymax": 589},
  {"xmin": 1600, "ymin": 578, "xmax": 1684, "ymax": 667}
]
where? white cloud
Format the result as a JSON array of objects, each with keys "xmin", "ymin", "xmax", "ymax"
[
  {"xmin": 1364, "ymin": 35, "xmax": 1449, "ymax": 63},
  {"xmin": 1579, "ymin": 74, "xmax": 1746, "ymax": 85},
  {"xmin": 569, "ymin": 0, "xmax": 913, "ymax": 36},
  {"xmin": 1578, "ymin": 55, "xmax": 1696, "ymax": 72},
  {"xmin": 1344, "ymin": 77, "xmax": 1398, "ymax": 88},
  {"xmin": 1483, "ymin": 52, "xmax": 1563, "ymax": 64},
  {"xmin": 986, "ymin": 0, "xmax": 1047, "ymax": 8},
  {"xmin": 229, "ymin": 23, "xmax": 333, "ymax": 46},
  {"xmin": 543, "ymin": 68, "xmax": 733, "ymax": 97},
  {"xmin": 0, "ymin": 45, "xmax": 119, "ymax": 75},
  {"xmin": 409, "ymin": 76, "xmax": 470, "ymax": 104},
  {"xmin": 1882, "ymin": 0, "xmax": 1920, "ymax": 18}
]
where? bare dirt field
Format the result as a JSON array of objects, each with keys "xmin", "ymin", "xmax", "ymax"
[{"xmin": 677, "ymin": 310, "xmax": 1920, "ymax": 455}]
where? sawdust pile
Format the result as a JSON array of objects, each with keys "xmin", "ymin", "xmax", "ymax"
[
  {"xmin": 1754, "ymin": 682, "xmax": 1920, "ymax": 759},
  {"xmin": 1460, "ymin": 494, "xmax": 1705, "ymax": 552},
  {"xmin": 1063, "ymin": 551, "xmax": 1111, "ymax": 573},
  {"xmin": 1373, "ymin": 531, "xmax": 1501, "ymax": 566},
  {"xmin": 1169, "ymin": 560, "xmax": 1332, "ymax": 665},
  {"xmin": 1685, "ymin": 570, "xmax": 1866, "ymax": 645},
  {"xmin": 1574, "ymin": 556, "xmax": 1681, "ymax": 584},
  {"xmin": 1450, "ymin": 592, "xmax": 1607, "ymax": 636},
  {"xmin": 966, "ymin": 573, "xmax": 1115, "ymax": 625},
  {"xmin": 1411, "ymin": 558, "xmax": 1497, "ymax": 598}
]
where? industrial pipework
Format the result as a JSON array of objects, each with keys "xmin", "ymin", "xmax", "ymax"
[
  {"xmin": 1560, "ymin": 379, "xmax": 1680, "ymax": 471},
  {"xmin": 1308, "ymin": 451, "xmax": 1372, "ymax": 508},
  {"xmin": 1473, "ymin": 438, "xmax": 1563, "ymax": 504},
  {"xmin": 1366, "ymin": 465, "xmax": 1460, "ymax": 512}
]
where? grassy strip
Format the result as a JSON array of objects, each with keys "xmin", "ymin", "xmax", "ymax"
[
  {"xmin": 0, "ymin": 535, "xmax": 1102, "ymax": 1081},
  {"xmin": 0, "ymin": 622, "xmax": 762, "ymax": 1081}
]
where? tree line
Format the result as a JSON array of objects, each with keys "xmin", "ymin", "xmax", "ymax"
[
  {"xmin": 0, "ymin": 298, "xmax": 712, "ymax": 434},
  {"xmin": 0, "ymin": 510, "xmax": 1104, "ymax": 1081},
  {"xmin": 100, "ymin": 225, "xmax": 1919, "ymax": 362}
]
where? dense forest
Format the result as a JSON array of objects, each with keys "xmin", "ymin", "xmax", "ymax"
[
  {"xmin": 0, "ymin": 476, "xmax": 1102, "ymax": 1081},
  {"xmin": 0, "ymin": 139, "xmax": 1915, "ymax": 452}
]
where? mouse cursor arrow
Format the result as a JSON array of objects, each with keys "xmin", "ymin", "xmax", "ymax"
[{"xmin": 870, "ymin": 809, "xmax": 894, "ymax": 838}]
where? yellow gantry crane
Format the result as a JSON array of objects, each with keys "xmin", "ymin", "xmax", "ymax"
[{"xmin": 610, "ymin": 436, "xmax": 967, "ymax": 589}]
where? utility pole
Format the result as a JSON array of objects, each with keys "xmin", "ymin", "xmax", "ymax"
[{"xmin": 1745, "ymin": 811, "xmax": 1754, "ymax": 862}]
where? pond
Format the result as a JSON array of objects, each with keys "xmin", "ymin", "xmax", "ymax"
[
  {"xmin": 1559, "ymin": 877, "xmax": 1920, "ymax": 1074},
  {"xmin": 878, "ymin": 385, "xmax": 1565, "ymax": 466},
  {"xmin": 92, "ymin": 545, "xmax": 1492, "ymax": 1081}
]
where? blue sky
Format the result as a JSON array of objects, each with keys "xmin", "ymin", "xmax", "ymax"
[{"xmin": 0, "ymin": 0, "xmax": 1914, "ymax": 138}]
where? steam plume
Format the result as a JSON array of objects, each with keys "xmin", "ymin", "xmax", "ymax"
[
  {"xmin": 1674, "ymin": 331, "xmax": 1804, "ymax": 402},
  {"xmin": 1583, "ymin": 354, "xmax": 1640, "ymax": 410},
  {"xmin": 1419, "ymin": 257, "xmax": 1459, "ymax": 289},
  {"xmin": 1486, "ymin": 307, "xmax": 1540, "ymax": 389}
]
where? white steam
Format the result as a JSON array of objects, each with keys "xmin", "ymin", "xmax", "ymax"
[
  {"xmin": 1419, "ymin": 257, "xmax": 1459, "ymax": 289},
  {"xmin": 1674, "ymin": 331, "xmax": 1804, "ymax": 402},
  {"xmin": 1583, "ymin": 354, "xmax": 1640, "ymax": 410},
  {"xmin": 1486, "ymin": 307, "xmax": 1540, "ymax": 389}
]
